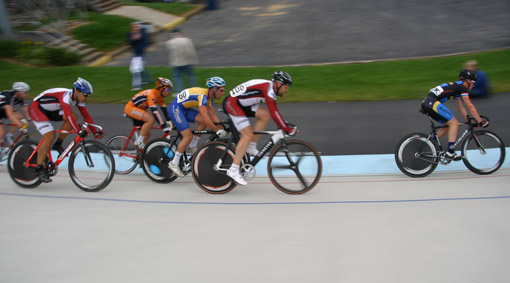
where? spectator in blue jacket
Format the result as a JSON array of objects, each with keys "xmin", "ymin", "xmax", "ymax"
[
  {"xmin": 128, "ymin": 22, "xmax": 152, "ymax": 91},
  {"xmin": 464, "ymin": 60, "xmax": 491, "ymax": 98}
]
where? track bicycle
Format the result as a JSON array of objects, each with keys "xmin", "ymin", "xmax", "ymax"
[
  {"xmin": 105, "ymin": 119, "xmax": 172, "ymax": 175},
  {"xmin": 7, "ymin": 123, "xmax": 115, "ymax": 192},
  {"xmin": 191, "ymin": 119, "xmax": 322, "ymax": 195},
  {"xmin": 0, "ymin": 121, "xmax": 41, "ymax": 162},
  {"xmin": 140, "ymin": 124, "xmax": 228, "ymax": 183},
  {"xmin": 395, "ymin": 112, "xmax": 505, "ymax": 177}
]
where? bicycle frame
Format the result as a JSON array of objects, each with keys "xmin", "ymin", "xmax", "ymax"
[
  {"xmin": 116, "ymin": 125, "xmax": 167, "ymax": 160},
  {"xmin": 22, "ymin": 123, "xmax": 103, "ymax": 169}
]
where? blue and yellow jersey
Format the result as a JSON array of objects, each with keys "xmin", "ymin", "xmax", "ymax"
[{"xmin": 173, "ymin": 87, "xmax": 212, "ymax": 109}]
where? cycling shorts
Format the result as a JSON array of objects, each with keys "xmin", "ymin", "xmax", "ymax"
[
  {"xmin": 168, "ymin": 102, "xmax": 199, "ymax": 132},
  {"xmin": 29, "ymin": 102, "xmax": 65, "ymax": 135},
  {"xmin": 421, "ymin": 95, "xmax": 454, "ymax": 124},
  {"xmin": 124, "ymin": 102, "xmax": 146, "ymax": 123},
  {"xmin": 222, "ymin": 96, "xmax": 260, "ymax": 131}
]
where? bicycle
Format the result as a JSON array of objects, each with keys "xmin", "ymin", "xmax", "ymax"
[
  {"xmin": 191, "ymin": 119, "xmax": 322, "ymax": 195},
  {"xmin": 0, "ymin": 121, "xmax": 41, "ymax": 162},
  {"xmin": 105, "ymin": 119, "xmax": 171, "ymax": 175},
  {"xmin": 7, "ymin": 123, "xmax": 115, "ymax": 192},
  {"xmin": 140, "ymin": 125, "xmax": 227, "ymax": 184},
  {"xmin": 395, "ymin": 112, "xmax": 506, "ymax": 178}
]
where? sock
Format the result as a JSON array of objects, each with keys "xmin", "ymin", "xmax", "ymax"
[
  {"xmin": 229, "ymin": 164, "xmax": 240, "ymax": 172},
  {"xmin": 136, "ymin": 135, "xmax": 145, "ymax": 144},
  {"xmin": 448, "ymin": 142, "xmax": 455, "ymax": 153},
  {"xmin": 172, "ymin": 152, "xmax": 183, "ymax": 166},
  {"xmin": 249, "ymin": 142, "xmax": 257, "ymax": 149}
]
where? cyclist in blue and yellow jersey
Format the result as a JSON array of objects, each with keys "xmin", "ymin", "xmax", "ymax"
[
  {"xmin": 167, "ymin": 76, "xmax": 227, "ymax": 177},
  {"xmin": 421, "ymin": 69, "xmax": 489, "ymax": 161}
]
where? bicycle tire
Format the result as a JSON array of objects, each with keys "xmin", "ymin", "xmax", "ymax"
[
  {"xmin": 141, "ymin": 138, "xmax": 178, "ymax": 183},
  {"xmin": 461, "ymin": 130, "xmax": 506, "ymax": 175},
  {"xmin": 267, "ymin": 140, "xmax": 322, "ymax": 194},
  {"xmin": 7, "ymin": 140, "xmax": 42, "ymax": 188},
  {"xmin": 68, "ymin": 140, "xmax": 115, "ymax": 192},
  {"xmin": 191, "ymin": 141, "xmax": 237, "ymax": 194},
  {"xmin": 395, "ymin": 132, "xmax": 439, "ymax": 178},
  {"xmin": 106, "ymin": 135, "xmax": 138, "ymax": 175}
]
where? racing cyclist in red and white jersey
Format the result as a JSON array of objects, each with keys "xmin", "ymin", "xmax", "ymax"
[
  {"xmin": 29, "ymin": 77, "xmax": 104, "ymax": 182},
  {"xmin": 223, "ymin": 70, "xmax": 297, "ymax": 185}
]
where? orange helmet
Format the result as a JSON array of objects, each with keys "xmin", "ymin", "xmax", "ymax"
[{"xmin": 156, "ymin": 77, "xmax": 173, "ymax": 89}]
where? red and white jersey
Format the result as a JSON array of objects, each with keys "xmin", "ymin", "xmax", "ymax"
[
  {"xmin": 32, "ymin": 88, "xmax": 94, "ymax": 132},
  {"xmin": 228, "ymin": 79, "xmax": 291, "ymax": 133}
]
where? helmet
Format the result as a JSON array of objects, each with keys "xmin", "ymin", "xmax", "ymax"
[
  {"xmin": 272, "ymin": 70, "xmax": 293, "ymax": 87},
  {"xmin": 73, "ymin": 77, "xmax": 93, "ymax": 95},
  {"xmin": 459, "ymin": 69, "xmax": 477, "ymax": 81},
  {"xmin": 156, "ymin": 77, "xmax": 173, "ymax": 89},
  {"xmin": 206, "ymin": 76, "xmax": 226, "ymax": 88},
  {"xmin": 12, "ymin": 82, "xmax": 30, "ymax": 92}
]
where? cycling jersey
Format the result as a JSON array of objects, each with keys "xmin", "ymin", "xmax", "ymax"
[
  {"xmin": 125, "ymin": 89, "xmax": 170, "ymax": 126},
  {"xmin": 0, "ymin": 90, "xmax": 27, "ymax": 121},
  {"xmin": 168, "ymin": 87, "xmax": 212, "ymax": 131},
  {"xmin": 29, "ymin": 88, "xmax": 94, "ymax": 132},
  {"xmin": 421, "ymin": 81, "xmax": 470, "ymax": 123},
  {"xmin": 223, "ymin": 79, "xmax": 291, "ymax": 133}
]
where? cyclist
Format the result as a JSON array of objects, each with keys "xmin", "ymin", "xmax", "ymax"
[
  {"xmin": 421, "ymin": 69, "xmax": 488, "ymax": 161},
  {"xmin": 167, "ymin": 76, "xmax": 227, "ymax": 177},
  {"xmin": 0, "ymin": 82, "xmax": 31, "ymax": 146},
  {"xmin": 223, "ymin": 71, "xmax": 297, "ymax": 185},
  {"xmin": 124, "ymin": 77, "xmax": 173, "ymax": 148},
  {"xmin": 29, "ymin": 77, "xmax": 104, "ymax": 182}
]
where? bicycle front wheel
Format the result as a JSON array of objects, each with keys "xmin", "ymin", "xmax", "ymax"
[
  {"xmin": 141, "ymin": 138, "xmax": 178, "ymax": 183},
  {"xmin": 395, "ymin": 132, "xmax": 438, "ymax": 178},
  {"xmin": 462, "ymin": 130, "xmax": 505, "ymax": 175},
  {"xmin": 191, "ymin": 141, "xmax": 237, "ymax": 194},
  {"xmin": 106, "ymin": 135, "xmax": 138, "ymax": 175},
  {"xmin": 68, "ymin": 140, "xmax": 115, "ymax": 192},
  {"xmin": 7, "ymin": 140, "xmax": 42, "ymax": 188},
  {"xmin": 267, "ymin": 140, "xmax": 322, "ymax": 194}
]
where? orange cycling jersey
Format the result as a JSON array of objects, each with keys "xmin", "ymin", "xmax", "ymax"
[{"xmin": 128, "ymin": 89, "xmax": 166, "ymax": 110}]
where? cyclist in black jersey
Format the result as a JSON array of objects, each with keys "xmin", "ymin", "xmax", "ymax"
[
  {"xmin": 421, "ymin": 69, "xmax": 488, "ymax": 160},
  {"xmin": 0, "ymin": 82, "xmax": 30, "ymax": 146}
]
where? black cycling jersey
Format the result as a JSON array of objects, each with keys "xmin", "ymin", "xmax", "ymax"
[
  {"xmin": 427, "ymin": 81, "xmax": 469, "ymax": 103},
  {"xmin": 0, "ymin": 90, "xmax": 26, "ymax": 108}
]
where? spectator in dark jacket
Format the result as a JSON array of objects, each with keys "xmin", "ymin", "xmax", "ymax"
[{"xmin": 128, "ymin": 22, "xmax": 152, "ymax": 91}]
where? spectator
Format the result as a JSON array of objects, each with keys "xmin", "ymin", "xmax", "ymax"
[
  {"xmin": 165, "ymin": 28, "xmax": 199, "ymax": 93},
  {"xmin": 464, "ymin": 60, "xmax": 491, "ymax": 98},
  {"xmin": 128, "ymin": 22, "xmax": 152, "ymax": 91}
]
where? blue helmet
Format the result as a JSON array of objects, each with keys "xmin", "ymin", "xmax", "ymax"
[
  {"xmin": 74, "ymin": 77, "xmax": 93, "ymax": 95},
  {"xmin": 206, "ymin": 76, "xmax": 226, "ymax": 88}
]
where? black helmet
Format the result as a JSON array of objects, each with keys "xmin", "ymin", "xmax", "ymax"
[
  {"xmin": 459, "ymin": 69, "xmax": 477, "ymax": 81},
  {"xmin": 272, "ymin": 70, "xmax": 293, "ymax": 87}
]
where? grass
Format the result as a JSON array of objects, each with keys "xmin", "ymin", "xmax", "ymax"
[
  {"xmin": 118, "ymin": 1, "xmax": 197, "ymax": 15},
  {"xmin": 1, "ymin": 49, "xmax": 509, "ymax": 104}
]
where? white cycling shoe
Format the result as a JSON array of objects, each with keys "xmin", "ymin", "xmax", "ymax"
[
  {"xmin": 227, "ymin": 169, "xmax": 247, "ymax": 186},
  {"xmin": 168, "ymin": 163, "xmax": 185, "ymax": 177}
]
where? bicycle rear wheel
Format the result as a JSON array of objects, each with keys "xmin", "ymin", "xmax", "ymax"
[
  {"xmin": 462, "ymin": 130, "xmax": 505, "ymax": 175},
  {"xmin": 191, "ymin": 141, "xmax": 237, "ymax": 194},
  {"xmin": 141, "ymin": 138, "xmax": 178, "ymax": 183},
  {"xmin": 106, "ymin": 135, "xmax": 138, "ymax": 175},
  {"xmin": 267, "ymin": 140, "xmax": 322, "ymax": 194},
  {"xmin": 395, "ymin": 133, "xmax": 438, "ymax": 178},
  {"xmin": 7, "ymin": 140, "xmax": 42, "ymax": 188},
  {"xmin": 68, "ymin": 140, "xmax": 115, "ymax": 192}
]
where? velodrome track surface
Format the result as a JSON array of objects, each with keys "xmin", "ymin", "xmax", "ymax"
[{"xmin": 1, "ymin": 166, "xmax": 510, "ymax": 282}]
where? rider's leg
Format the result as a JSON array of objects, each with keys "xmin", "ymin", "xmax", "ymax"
[
  {"xmin": 52, "ymin": 112, "xmax": 77, "ymax": 154},
  {"xmin": 138, "ymin": 112, "xmax": 154, "ymax": 145},
  {"xmin": 226, "ymin": 126, "xmax": 253, "ymax": 185},
  {"xmin": 168, "ymin": 128, "xmax": 192, "ymax": 177},
  {"xmin": 446, "ymin": 117, "xmax": 459, "ymax": 151}
]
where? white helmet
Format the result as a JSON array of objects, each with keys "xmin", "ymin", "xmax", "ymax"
[{"xmin": 12, "ymin": 82, "xmax": 30, "ymax": 92}]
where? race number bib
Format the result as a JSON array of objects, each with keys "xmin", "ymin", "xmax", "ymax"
[
  {"xmin": 429, "ymin": 86, "xmax": 444, "ymax": 96},
  {"xmin": 176, "ymin": 89, "xmax": 190, "ymax": 103},
  {"xmin": 229, "ymin": 83, "xmax": 247, "ymax": 97}
]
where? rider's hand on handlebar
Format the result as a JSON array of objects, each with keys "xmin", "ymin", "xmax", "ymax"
[{"xmin": 78, "ymin": 130, "xmax": 88, "ymax": 138}]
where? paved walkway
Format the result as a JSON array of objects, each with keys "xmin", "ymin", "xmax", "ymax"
[{"xmin": 104, "ymin": 5, "xmax": 181, "ymax": 29}]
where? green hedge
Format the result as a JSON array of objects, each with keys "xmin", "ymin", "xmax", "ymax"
[{"xmin": 0, "ymin": 40, "xmax": 82, "ymax": 66}]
